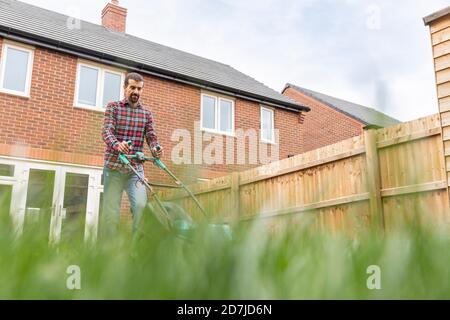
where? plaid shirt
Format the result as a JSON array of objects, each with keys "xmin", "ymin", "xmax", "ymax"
[{"xmin": 102, "ymin": 98, "xmax": 159, "ymax": 173}]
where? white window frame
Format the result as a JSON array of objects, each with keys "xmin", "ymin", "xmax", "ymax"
[
  {"xmin": 200, "ymin": 92, "xmax": 235, "ymax": 136},
  {"xmin": 0, "ymin": 41, "xmax": 35, "ymax": 98},
  {"xmin": 260, "ymin": 106, "xmax": 275, "ymax": 144},
  {"xmin": 74, "ymin": 61, "xmax": 125, "ymax": 112}
]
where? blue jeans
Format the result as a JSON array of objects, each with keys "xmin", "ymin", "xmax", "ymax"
[{"xmin": 101, "ymin": 166, "xmax": 148, "ymax": 237}]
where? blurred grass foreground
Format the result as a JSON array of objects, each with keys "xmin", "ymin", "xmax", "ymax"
[{"xmin": 1, "ymin": 199, "xmax": 450, "ymax": 300}]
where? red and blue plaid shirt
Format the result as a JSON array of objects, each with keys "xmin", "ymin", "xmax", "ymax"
[{"xmin": 102, "ymin": 98, "xmax": 159, "ymax": 173}]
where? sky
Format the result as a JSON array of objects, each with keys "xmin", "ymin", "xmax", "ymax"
[{"xmin": 19, "ymin": 0, "xmax": 450, "ymax": 121}]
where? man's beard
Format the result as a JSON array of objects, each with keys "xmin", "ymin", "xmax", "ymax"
[{"xmin": 129, "ymin": 94, "xmax": 139, "ymax": 103}]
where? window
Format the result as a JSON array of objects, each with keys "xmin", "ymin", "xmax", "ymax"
[
  {"xmin": 201, "ymin": 93, "xmax": 234, "ymax": 135},
  {"xmin": 77, "ymin": 65, "xmax": 98, "ymax": 106},
  {"xmin": 103, "ymin": 71, "xmax": 122, "ymax": 107},
  {"xmin": 0, "ymin": 42, "xmax": 34, "ymax": 97},
  {"xmin": 0, "ymin": 164, "xmax": 14, "ymax": 177},
  {"xmin": 261, "ymin": 106, "xmax": 275, "ymax": 143},
  {"xmin": 75, "ymin": 62, "xmax": 124, "ymax": 111}
]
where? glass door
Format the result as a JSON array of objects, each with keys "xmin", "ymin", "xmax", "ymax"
[
  {"xmin": 0, "ymin": 159, "xmax": 103, "ymax": 243},
  {"xmin": 0, "ymin": 184, "xmax": 12, "ymax": 224},
  {"xmin": 59, "ymin": 172, "xmax": 89, "ymax": 242},
  {"xmin": 56, "ymin": 167, "xmax": 101, "ymax": 243},
  {"xmin": 0, "ymin": 163, "xmax": 15, "ymax": 226},
  {"xmin": 23, "ymin": 168, "xmax": 58, "ymax": 240}
]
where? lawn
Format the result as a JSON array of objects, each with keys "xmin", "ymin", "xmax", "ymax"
[{"xmin": 1, "ymin": 202, "xmax": 450, "ymax": 300}]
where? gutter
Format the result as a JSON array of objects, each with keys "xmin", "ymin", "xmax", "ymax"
[{"xmin": 0, "ymin": 27, "xmax": 310, "ymax": 113}]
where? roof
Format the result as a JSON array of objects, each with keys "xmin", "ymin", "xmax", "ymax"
[
  {"xmin": 0, "ymin": 0, "xmax": 309, "ymax": 112},
  {"xmin": 423, "ymin": 6, "xmax": 450, "ymax": 25},
  {"xmin": 283, "ymin": 84, "xmax": 401, "ymax": 128}
]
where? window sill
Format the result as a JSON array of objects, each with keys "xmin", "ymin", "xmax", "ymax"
[
  {"xmin": 201, "ymin": 128, "xmax": 236, "ymax": 138},
  {"xmin": 261, "ymin": 139, "xmax": 277, "ymax": 145},
  {"xmin": 73, "ymin": 104, "xmax": 106, "ymax": 113},
  {"xmin": 0, "ymin": 88, "xmax": 30, "ymax": 99}
]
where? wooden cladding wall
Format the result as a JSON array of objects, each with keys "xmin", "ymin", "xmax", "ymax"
[{"xmin": 428, "ymin": 15, "xmax": 450, "ymax": 199}]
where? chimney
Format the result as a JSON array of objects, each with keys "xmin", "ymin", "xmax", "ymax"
[
  {"xmin": 102, "ymin": 0, "xmax": 127, "ymax": 33},
  {"xmin": 424, "ymin": 6, "xmax": 450, "ymax": 200}
]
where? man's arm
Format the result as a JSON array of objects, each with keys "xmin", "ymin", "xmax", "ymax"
[
  {"xmin": 145, "ymin": 110, "xmax": 161, "ymax": 154},
  {"xmin": 102, "ymin": 102, "xmax": 120, "ymax": 151}
]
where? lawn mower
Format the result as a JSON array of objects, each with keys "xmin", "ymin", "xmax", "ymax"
[{"xmin": 118, "ymin": 141, "xmax": 232, "ymax": 241}]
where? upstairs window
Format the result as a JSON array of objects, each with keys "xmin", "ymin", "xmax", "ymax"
[
  {"xmin": 261, "ymin": 106, "xmax": 275, "ymax": 143},
  {"xmin": 201, "ymin": 93, "xmax": 234, "ymax": 135},
  {"xmin": 0, "ymin": 42, "xmax": 34, "ymax": 97},
  {"xmin": 75, "ymin": 62, "xmax": 124, "ymax": 111}
]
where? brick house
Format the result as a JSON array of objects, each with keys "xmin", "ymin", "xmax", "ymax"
[
  {"xmin": 282, "ymin": 83, "xmax": 400, "ymax": 152},
  {"xmin": 0, "ymin": 0, "xmax": 309, "ymax": 241}
]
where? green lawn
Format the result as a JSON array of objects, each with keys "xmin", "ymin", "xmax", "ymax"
[{"xmin": 0, "ymin": 205, "xmax": 450, "ymax": 299}]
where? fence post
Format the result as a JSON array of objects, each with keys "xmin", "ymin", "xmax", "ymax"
[
  {"xmin": 364, "ymin": 128, "xmax": 385, "ymax": 231},
  {"xmin": 230, "ymin": 172, "xmax": 241, "ymax": 223}
]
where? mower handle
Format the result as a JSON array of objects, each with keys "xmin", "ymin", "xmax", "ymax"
[{"xmin": 118, "ymin": 141, "xmax": 166, "ymax": 169}]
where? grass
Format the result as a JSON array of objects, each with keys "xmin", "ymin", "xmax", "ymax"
[{"xmin": 1, "ymin": 202, "xmax": 450, "ymax": 299}]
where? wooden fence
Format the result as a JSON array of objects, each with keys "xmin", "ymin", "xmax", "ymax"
[{"xmin": 159, "ymin": 114, "xmax": 450, "ymax": 234}]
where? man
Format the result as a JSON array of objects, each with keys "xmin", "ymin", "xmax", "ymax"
[{"xmin": 101, "ymin": 72, "xmax": 163, "ymax": 236}]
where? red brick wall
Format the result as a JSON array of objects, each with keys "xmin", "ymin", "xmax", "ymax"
[
  {"xmin": 0, "ymin": 37, "xmax": 304, "ymax": 184},
  {"xmin": 283, "ymin": 87, "xmax": 363, "ymax": 152}
]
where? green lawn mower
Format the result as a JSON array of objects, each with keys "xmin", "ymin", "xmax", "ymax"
[{"xmin": 118, "ymin": 141, "xmax": 232, "ymax": 242}]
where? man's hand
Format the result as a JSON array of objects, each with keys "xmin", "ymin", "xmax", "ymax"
[
  {"xmin": 151, "ymin": 145, "xmax": 163, "ymax": 159},
  {"xmin": 117, "ymin": 141, "xmax": 130, "ymax": 154}
]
